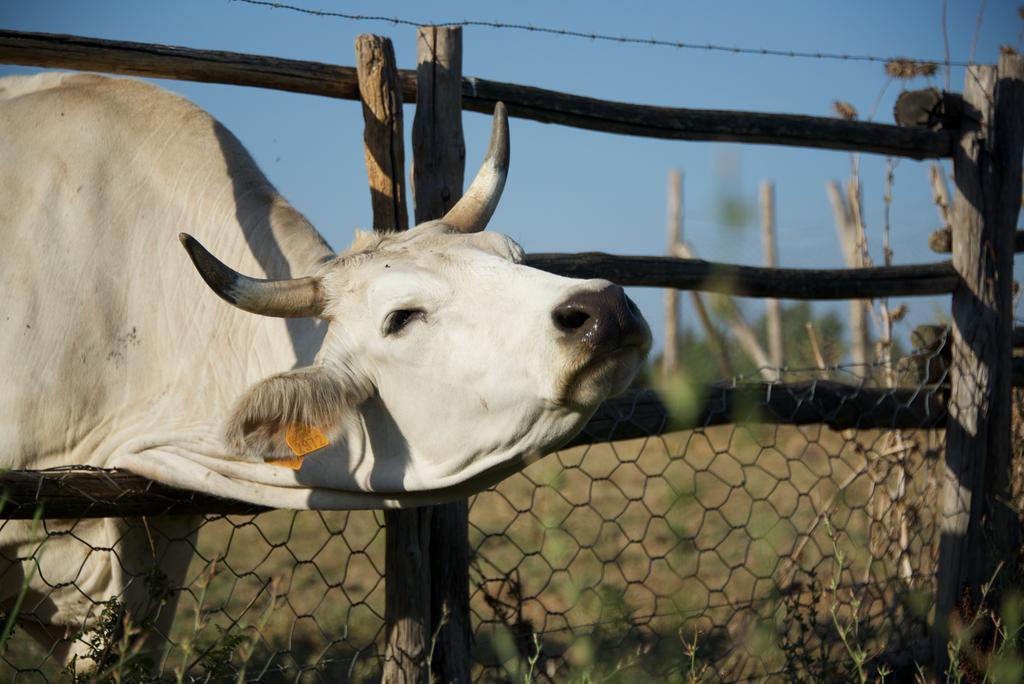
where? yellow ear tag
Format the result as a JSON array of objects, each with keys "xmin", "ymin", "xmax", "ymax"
[{"xmin": 271, "ymin": 424, "xmax": 330, "ymax": 470}]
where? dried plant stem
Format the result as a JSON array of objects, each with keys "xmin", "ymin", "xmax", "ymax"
[
  {"xmin": 880, "ymin": 157, "xmax": 913, "ymax": 584},
  {"xmin": 690, "ymin": 289, "xmax": 735, "ymax": 378},
  {"xmin": 827, "ymin": 180, "xmax": 872, "ymax": 370},
  {"xmin": 942, "ymin": 0, "xmax": 952, "ymax": 90},
  {"xmin": 673, "ymin": 241, "xmax": 775, "ymax": 380},
  {"xmin": 804, "ymin": 321, "xmax": 829, "ymax": 379},
  {"xmin": 879, "ymin": 158, "xmax": 896, "ymax": 382},
  {"xmin": 929, "ymin": 163, "xmax": 952, "ymax": 228},
  {"xmin": 969, "ymin": 0, "xmax": 987, "ymax": 65}
]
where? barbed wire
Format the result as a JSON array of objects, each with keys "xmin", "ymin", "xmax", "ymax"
[{"xmin": 230, "ymin": 0, "xmax": 975, "ymax": 68}]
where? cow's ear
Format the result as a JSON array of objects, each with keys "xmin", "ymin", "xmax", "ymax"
[{"xmin": 225, "ymin": 366, "xmax": 361, "ymax": 463}]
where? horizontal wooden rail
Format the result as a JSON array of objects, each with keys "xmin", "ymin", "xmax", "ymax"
[
  {"xmin": 525, "ymin": 253, "xmax": 959, "ymax": 299},
  {"xmin": 564, "ymin": 382, "xmax": 947, "ymax": 449},
  {"xmin": 0, "ymin": 468, "xmax": 270, "ymax": 519},
  {"xmin": 0, "ymin": 29, "xmax": 363, "ymax": 99},
  {"xmin": 456, "ymin": 77, "xmax": 953, "ymax": 158},
  {"xmin": 0, "ymin": 30, "xmax": 953, "ymax": 158},
  {"xmin": 1, "ymin": 381, "xmax": 946, "ymax": 519}
]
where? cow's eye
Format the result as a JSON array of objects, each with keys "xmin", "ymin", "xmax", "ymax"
[{"xmin": 383, "ymin": 309, "xmax": 424, "ymax": 336}]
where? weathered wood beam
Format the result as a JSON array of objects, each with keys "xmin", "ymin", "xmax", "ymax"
[
  {"xmin": 457, "ymin": 76, "xmax": 953, "ymax": 158},
  {"xmin": 564, "ymin": 383, "xmax": 947, "ymax": 449},
  {"xmin": 411, "ymin": 25, "xmax": 472, "ymax": 684},
  {"xmin": 0, "ymin": 29, "xmax": 953, "ymax": 158},
  {"xmin": 354, "ymin": 32, "xmax": 432, "ymax": 684},
  {"xmin": 893, "ymin": 88, "xmax": 963, "ymax": 131},
  {"xmin": 935, "ymin": 53, "xmax": 1024, "ymax": 666},
  {"xmin": 0, "ymin": 28, "xmax": 363, "ymax": 98},
  {"xmin": 525, "ymin": 253, "xmax": 958, "ymax": 299},
  {"xmin": 0, "ymin": 469, "xmax": 269, "ymax": 520},
  {"xmin": 356, "ymin": 35, "xmax": 408, "ymax": 232}
]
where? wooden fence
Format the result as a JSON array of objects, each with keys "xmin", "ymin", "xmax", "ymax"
[{"xmin": 1, "ymin": 28, "xmax": 1022, "ymax": 680}]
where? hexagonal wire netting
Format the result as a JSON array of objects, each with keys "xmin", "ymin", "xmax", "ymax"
[
  {"xmin": 469, "ymin": 377, "xmax": 942, "ymax": 682},
  {"xmin": 0, "ymin": 345, "xmax": 948, "ymax": 681}
]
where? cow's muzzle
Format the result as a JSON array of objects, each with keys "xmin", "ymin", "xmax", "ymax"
[{"xmin": 552, "ymin": 284, "xmax": 651, "ymax": 356}]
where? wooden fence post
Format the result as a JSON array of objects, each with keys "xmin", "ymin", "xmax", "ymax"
[
  {"xmin": 934, "ymin": 53, "xmax": 1024, "ymax": 669},
  {"xmin": 357, "ymin": 34, "xmax": 408, "ymax": 232},
  {"xmin": 412, "ymin": 25, "xmax": 472, "ymax": 683},
  {"xmin": 355, "ymin": 34, "xmax": 430, "ymax": 684},
  {"xmin": 662, "ymin": 169, "xmax": 682, "ymax": 378},
  {"xmin": 662, "ymin": 173, "xmax": 734, "ymax": 380},
  {"xmin": 760, "ymin": 180, "xmax": 783, "ymax": 370},
  {"xmin": 827, "ymin": 180, "xmax": 872, "ymax": 370}
]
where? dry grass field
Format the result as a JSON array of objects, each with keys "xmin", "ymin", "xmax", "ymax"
[{"xmin": 1, "ymin": 423, "xmax": 944, "ymax": 682}]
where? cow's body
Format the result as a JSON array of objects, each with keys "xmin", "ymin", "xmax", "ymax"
[
  {"xmin": 0, "ymin": 72, "xmax": 334, "ymax": 661},
  {"xmin": 0, "ymin": 72, "xmax": 649, "ymax": 661},
  {"xmin": 2, "ymin": 73, "xmax": 327, "ymax": 474}
]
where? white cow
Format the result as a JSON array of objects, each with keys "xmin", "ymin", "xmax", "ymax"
[{"xmin": 0, "ymin": 72, "xmax": 649, "ymax": 663}]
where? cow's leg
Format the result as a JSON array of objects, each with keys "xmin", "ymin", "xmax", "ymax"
[
  {"xmin": 0, "ymin": 517, "xmax": 121, "ymax": 670},
  {"xmin": 0, "ymin": 515, "xmax": 198, "ymax": 674},
  {"xmin": 115, "ymin": 515, "xmax": 199, "ymax": 666}
]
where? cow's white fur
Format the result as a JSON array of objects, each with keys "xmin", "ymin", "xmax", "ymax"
[{"xmin": 0, "ymin": 72, "xmax": 649, "ymax": 659}]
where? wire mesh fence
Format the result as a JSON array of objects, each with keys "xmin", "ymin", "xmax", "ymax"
[
  {"xmin": 1, "ymin": 347, "xmax": 951, "ymax": 681},
  {"xmin": 471, "ymin": 405, "xmax": 940, "ymax": 679},
  {"xmin": 0, "ymin": 505, "xmax": 388, "ymax": 681}
]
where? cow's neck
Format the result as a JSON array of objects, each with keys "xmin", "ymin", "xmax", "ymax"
[
  {"xmin": 238, "ymin": 197, "xmax": 334, "ymax": 280},
  {"xmin": 232, "ymin": 198, "xmax": 335, "ymax": 370}
]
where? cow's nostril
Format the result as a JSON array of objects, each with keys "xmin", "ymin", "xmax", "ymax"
[
  {"xmin": 553, "ymin": 308, "xmax": 591, "ymax": 333},
  {"xmin": 554, "ymin": 285, "xmax": 650, "ymax": 353}
]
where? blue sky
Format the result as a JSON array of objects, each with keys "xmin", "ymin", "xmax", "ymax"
[{"xmin": 2, "ymin": 1, "xmax": 1021, "ymax": 361}]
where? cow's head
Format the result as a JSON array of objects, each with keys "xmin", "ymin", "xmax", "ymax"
[{"xmin": 179, "ymin": 104, "xmax": 650, "ymax": 500}]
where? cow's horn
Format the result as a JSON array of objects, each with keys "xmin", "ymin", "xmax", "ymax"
[
  {"xmin": 179, "ymin": 233, "xmax": 325, "ymax": 318},
  {"xmin": 441, "ymin": 102, "xmax": 509, "ymax": 234}
]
